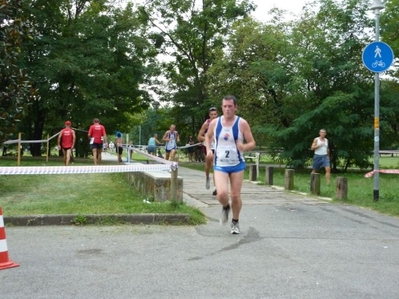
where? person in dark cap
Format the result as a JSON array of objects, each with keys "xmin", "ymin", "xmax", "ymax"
[
  {"xmin": 57, "ymin": 120, "xmax": 76, "ymax": 166},
  {"xmin": 115, "ymin": 132, "xmax": 124, "ymax": 163}
]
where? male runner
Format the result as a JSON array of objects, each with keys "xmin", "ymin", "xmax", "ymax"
[
  {"xmin": 311, "ymin": 128, "xmax": 331, "ymax": 184},
  {"xmin": 162, "ymin": 124, "xmax": 180, "ymax": 161},
  {"xmin": 205, "ymin": 96, "xmax": 255, "ymax": 234},
  {"xmin": 57, "ymin": 120, "xmax": 76, "ymax": 166},
  {"xmin": 88, "ymin": 118, "xmax": 107, "ymax": 165},
  {"xmin": 197, "ymin": 107, "xmax": 218, "ymax": 195}
]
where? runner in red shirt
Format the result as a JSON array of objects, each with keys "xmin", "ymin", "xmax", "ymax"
[
  {"xmin": 57, "ymin": 120, "xmax": 76, "ymax": 166},
  {"xmin": 88, "ymin": 118, "xmax": 108, "ymax": 165}
]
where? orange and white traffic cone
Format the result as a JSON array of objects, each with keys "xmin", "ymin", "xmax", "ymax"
[{"xmin": 0, "ymin": 207, "xmax": 19, "ymax": 270}]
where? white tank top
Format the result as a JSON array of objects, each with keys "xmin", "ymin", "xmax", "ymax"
[
  {"xmin": 165, "ymin": 131, "xmax": 177, "ymax": 150},
  {"xmin": 214, "ymin": 116, "xmax": 244, "ymax": 167},
  {"xmin": 315, "ymin": 137, "xmax": 328, "ymax": 155}
]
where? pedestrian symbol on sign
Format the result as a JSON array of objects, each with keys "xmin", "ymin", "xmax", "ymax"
[
  {"xmin": 362, "ymin": 41, "xmax": 394, "ymax": 73},
  {"xmin": 374, "ymin": 46, "xmax": 382, "ymax": 58}
]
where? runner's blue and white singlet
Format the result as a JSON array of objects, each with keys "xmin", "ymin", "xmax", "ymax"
[
  {"xmin": 165, "ymin": 131, "xmax": 177, "ymax": 150},
  {"xmin": 214, "ymin": 116, "xmax": 244, "ymax": 167}
]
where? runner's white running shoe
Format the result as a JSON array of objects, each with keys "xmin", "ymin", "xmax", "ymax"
[{"xmin": 231, "ymin": 222, "xmax": 240, "ymax": 234}]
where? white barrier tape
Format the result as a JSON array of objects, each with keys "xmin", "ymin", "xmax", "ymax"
[
  {"xmin": 364, "ymin": 169, "xmax": 399, "ymax": 178},
  {"xmin": 125, "ymin": 143, "xmax": 202, "ymax": 150},
  {"xmin": 48, "ymin": 132, "xmax": 60, "ymax": 140},
  {"xmin": 132, "ymin": 148, "xmax": 177, "ymax": 168},
  {"xmin": 4, "ymin": 139, "xmax": 51, "ymax": 144},
  {"xmin": 0, "ymin": 215, "xmax": 3, "ymax": 227},
  {"xmin": 177, "ymin": 143, "xmax": 202, "ymax": 150},
  {"xmin": 0, "ymin": 164, "xmax": 172, "ymax": 175},
  {"xmin": 0, "ymin": 239, "xmax": 7, "ymax": 252}
]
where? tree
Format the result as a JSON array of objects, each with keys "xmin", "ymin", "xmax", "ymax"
[
  {"xmin": 263, "ymin": 0, "xmax": 376, "ymax": 170},
  {"xmin": 18, "ymin": 0, "xmax": 158, "ymax": 155},
  {"xmin": 207, "ymin": 16, "xmax": 291, "ymax": 147},
  {"xmin": 137, "ymin": 0, "xmax": 256, "ymax": 135},
  {"xmin": 207, "ymin": 0, "xmax": 383, "ymax": 170},
  {"xmin": 0, "ymin": 0, "xmax": 37, "ymax": 145}
]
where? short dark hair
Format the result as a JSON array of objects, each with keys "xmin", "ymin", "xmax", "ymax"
[
  {"xmin": 223, "ymin": 95, "xmax": 237, "ymax": 105},
  {"xmin": 209, "ymin": 107, "xmax": 217, "ymax": 112}
]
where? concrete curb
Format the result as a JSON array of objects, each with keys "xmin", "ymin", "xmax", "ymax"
[{"xmin": 4, "ymin": 213, "xmax": 191, "ymax": 226}]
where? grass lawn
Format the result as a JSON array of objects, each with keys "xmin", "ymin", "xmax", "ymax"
[{"xmin": 0, "ymin": 156, "xmax": 205, "ymax": 225}]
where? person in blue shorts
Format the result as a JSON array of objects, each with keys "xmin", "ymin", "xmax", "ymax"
[
  {"xmin": 162, "ymin": 124, "xmax": 180, "ymax": 161},
  {"xmin": 205, "ymin": 95, "xmax": 256, "ymax": 235},
  {"xmin": 147, "ymin": 133, "xmax": 162, "ymax": 156},
  {"xmin": 311, "ymin": 128, "xmax": 331, "ymax": 184}
]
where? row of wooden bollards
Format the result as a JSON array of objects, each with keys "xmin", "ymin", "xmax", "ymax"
[{"xmin": 248, "ymin": 165, "xmax": 348, "ymax": 200}]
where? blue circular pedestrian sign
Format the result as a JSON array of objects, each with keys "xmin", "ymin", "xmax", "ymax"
[{"xmin": 362, "ymin": 41, "xmax": 394, "ymax": 73}]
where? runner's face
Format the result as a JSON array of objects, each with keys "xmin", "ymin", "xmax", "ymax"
[
  {"xmin": 221, "ymin": 99, "xmax": 237, "ymax": 117},
  {"xmin": 170, "ymin": 125, "xmax": 175, "ymax": 132},
  {"xmin": 209, "ymin": 111, "xmax": 218, "ymax": 119}
]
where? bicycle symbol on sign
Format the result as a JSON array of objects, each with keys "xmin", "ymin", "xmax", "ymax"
[{"xmin": 372, "ymin": 60, "xmax": 386, "ymax": 68}]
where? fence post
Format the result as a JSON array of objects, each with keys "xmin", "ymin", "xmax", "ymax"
[
  {"xmin": 265, "ymin": 166, "xmax": 274, "ymax": 185},
  {"xmin": 46, "ymin": 133, "xmax": 50, "ymax": 162},
  {"xmin": 284, "ymin": 169, "xmax": 294, "ymax": 190},
  {"xmin": 170, "ymin": 166, "xmax": 180, "ymax": 201},
  {"xmin": 17, "ymin": 132, "xmax": 21, "ymax": 166},
  {"xmin": 336, "ymin": 177, "xmax": 348, "ymax": 200},
  {"xmin": 310, "ymin": 173, "xmax": 321, "ymax": 195},
  {"xmin": 249, "ymin": 164, "xmax": 257, "ymax": 181}
]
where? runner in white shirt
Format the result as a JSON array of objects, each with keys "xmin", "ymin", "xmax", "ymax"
[
  {"xmin": 310, "ymin": 128, "xmax": 331, "ymax": 184},
  {"xmin": 162, "ymin": 124, "xmax": 180, "ymax": 161},
  {"xmin": 205, "ymin": 96, "xmax": 256, "ymax": 235}
]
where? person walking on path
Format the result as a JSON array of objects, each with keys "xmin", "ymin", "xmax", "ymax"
[
  {"xmin": 205, "ymin": 95, "xmax": 256, "ymax": 234},
  {"xmin": 88, "ymin": 118, "xmax": 108, "ymax": 165},
  {"xmin": 162, "ymin": 124, "xmax": 180, "ymax": 161},
  {"xmin": 310, "ymin": 128, "xmax": 331, "ymax": 184},
  {"xmin": 197, "ymin": 107, "xmax": 218, "ymax": 195},
  {"xmin": 115, "ymin": 132, "xmax": 124, "ymax": 163},
  {"xmin": 186, "ymin": 135, "xmax": 195, "ymax": 162},
  {"xmin": 147, "ymin": 133, "xmax": 162, "ymax": 156},
  {"xmin": 57, "ymin": 120, "xmax": 76, "ymax": 166},
  {"xmin": 108, "ymin": 141, "xmax": 115, "ymax": 153}
]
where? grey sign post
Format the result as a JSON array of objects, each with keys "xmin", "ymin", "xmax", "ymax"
[{"xmin": 362, "ymin": 1, "xmax": 394, "ymax": 201}]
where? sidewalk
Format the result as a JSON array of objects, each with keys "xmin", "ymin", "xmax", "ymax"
[{"xmin": 102, "ymin": 151, "xmax": 325, "ymax": 209}]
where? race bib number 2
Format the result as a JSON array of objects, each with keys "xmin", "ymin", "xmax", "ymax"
[{"xmin": 219, "ymin": 147, "xmax": 238, "ymax": 164}]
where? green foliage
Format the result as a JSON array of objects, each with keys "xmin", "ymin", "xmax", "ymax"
[
  {"xmin": 12, "ymin": 0, "xmax": 159, "ymax": 156},
  {"xmin": 0, "ymin": 0, "xmax": 37, "ymax": 143},
  {"xmin": 71, "ymin": 214, "xmax": 87, "ymax": 225},
  {"xmin": 137, "ymin": 0, "xmax": 256, "ymax": 135},
  {"xmin": 209, "ymin": 0, "xmax": 382, "ymax": 169}
]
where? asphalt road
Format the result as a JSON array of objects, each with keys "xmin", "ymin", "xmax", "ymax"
[{"xmin": 1, "ymin": 154, "xmax": 399, "ymax": 299}]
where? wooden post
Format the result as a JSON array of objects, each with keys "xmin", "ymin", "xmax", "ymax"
[
  {"xmin": 284, "ymin": 169, "xmax": 294, "ymax": 190},
  {"xmin": 17, "ymin": 132, "xmax": 21, "ymax": 166},
  {"xmin": 170, "ymin": 166, "xmax": 180, "ymax": 201},
  {"xmin": 336, "ymin": 177, "xmax": 348, "ymax": 200},
  {"xmin": 310, "ymin": 173, "xmax": 321, "ymax": 195},
  {"xmin": 265, "ymin": 166, "xmax": 274, "ymax": 185},
  {"xmin": 249, "ymin": 164, "xmax": 257, "ymax": 181},
  {"xmin": 46, "ymin": 133, "xmax": 50, "ymax": 162}
]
